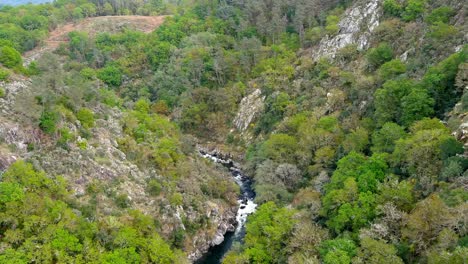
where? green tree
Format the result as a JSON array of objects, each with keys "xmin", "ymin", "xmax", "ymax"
[
  {"xmin": 422, "ymin": 50, "xmax": 466, "ymax": 116},
  {"xmin": 403, "ymin": 0, "xmax": 426, "ymax": 21},
  {"xmin": 0, "ymin": 46, "xmax": 22, "ymax": 68},
  {"xmin": 353, "ymin": 238, "xmax": 403, "ymax": 264},
  {"xmin": 39, "ymin": 110, "xmax": 59, "ymax": 135},
  {"xmin": 377, "ymin": 59, "xmax": 406, "ymax": 80},
  {"xmin": 319, "ymin": 238, "xmax": 357, "ymax": 264},
  {"xmin": 383, "ymin": 0, "xmax": 403, "ymax": 17},
  {"xmin": 244, "ymin": 202, "xmax": 296, "ymax": 263},
  {"xmin": 371, "ymin": 122, "xmax": 406, "ymax": 153},
  {"xmin": 76, "ymin": 108, "xmax": 95, "ymax": 129},
  {"xmin": 400, "ymin": 87, "xmax": 434, "ymax": 126},
  {"xmin": 98, "ymin": 65, "xmax": 122, "ymax": 87},
  {"xmin": 260, "ymin": 133, "xmax": 298, "ymax": 164},
  {"xmin": 366, "ymin": 43, "xmax": 393, "ymax": 70},
  {"xmin": 426, "ymin": 6, "xmax": 454, "ymax": 24}
]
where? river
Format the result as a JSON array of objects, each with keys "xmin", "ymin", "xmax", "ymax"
[{"xmin": 196, "ymin": 151, "xmax": 257, "ymax": 264}]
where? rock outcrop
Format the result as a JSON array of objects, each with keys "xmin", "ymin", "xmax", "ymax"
[
  {"xmin": 313, "ymin": 0, "xmax": 383, "ymax": 59},
  {"xmin": 187, "ymin": 203, "xmax": 237, "ymax": 261},
  {"xmin": 0, "ymin": 78, "xmax": 239, "ymax": 263},
  {"xmin": 233, "ymin": 89, "xmax": 265, "ymax": 132}
]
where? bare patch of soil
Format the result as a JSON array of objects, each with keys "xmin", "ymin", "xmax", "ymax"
[{"xmin": 23, "ymin": 15, "xmax": 168, "ymax": 64}]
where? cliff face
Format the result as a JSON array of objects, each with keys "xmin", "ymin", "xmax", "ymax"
[
  {"xmin": 313, "ymin": 0, "xmax": 383, "ymax": 59},
  {"xmin": 0, "ymin": 75, "xmax": 238, "ymax": 263}
]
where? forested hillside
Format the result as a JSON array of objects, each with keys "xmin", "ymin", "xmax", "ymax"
[{"xmin": 0, "ymin": 0, "xmax": 466, "ymax": 263}]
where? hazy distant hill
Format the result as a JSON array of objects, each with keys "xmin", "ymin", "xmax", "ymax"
[{"xmin": 0, "ymin": 0, "xmax": 52, "ymax": 6}]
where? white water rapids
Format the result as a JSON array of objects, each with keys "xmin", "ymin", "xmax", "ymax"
[{"xmin": 197, "ymin": 151, "xmax": 257, "ymax": 263}]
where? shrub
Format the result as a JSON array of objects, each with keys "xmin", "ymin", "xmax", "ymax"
[
  {"xmin": 76, "ymin": 108, "xmax": 95, "ymax": 128},
  {"xmin": 97, "ymin": 65, "xmax": 122, "ymax": 86},
  {"xmin": 80, "ymin": 67, "xmax": 95, "ymax": 79},
  {"xmin": 147, "ymin": 179, "xmax": 162, "ymax": 196},
  {"xmin": 0, "ymin": 46, "xmax": 22, "ymax": 69},
  {"xmin": 426, "ymin": 6, "xmax": 454, "ymax": 24},
  {"xmin": 0, "ymin": 87, "xmax": 5, "ymax": 98},
  {"xmin": 305, "ymin": 27, "xmax": 324, "ymax": 46},
  {"xmin": 39, "ymin": 110, "xmax": 59, "ymax": 135},
  {"xmin": 378, "ymin": 59, "xmax": 406, "ymax": 80},
  {"xmin": 325, "ymin": 15, "xmax": 340, "ymax": 35},
  {"xmin": 57, "ymin": 127, "xmax": 74, "ymax": 149},
  {"xmin": 0, "ymin": 68, "xmax": 9, "ymax": 81},
  {"xmin": 427, "ymin": 22, "xmax": 458, "ymax": 41},
  {"xmin": 403, "ymin": 0, "xmax": 426, "ymax": 22},
  {"xmin": 116, "ymin": 194, "xmax": 130, "ymax": 208},
  {"xmin": 170, "ymin": 193, "xmax": 183, "ymax": 206},
  {"xmin": 383, "ymin": 0, "xmax": 403, "ymax": 17},
  {"xmin": 366, "ymin": 42, "xmax": 394, "ymax": 70}
]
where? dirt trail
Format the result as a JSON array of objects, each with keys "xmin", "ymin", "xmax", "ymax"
[{"xmin": 23, "ymin": 15, "xmax": 167, "ymax": 65}]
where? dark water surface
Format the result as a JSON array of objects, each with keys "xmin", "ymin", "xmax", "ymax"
[{"xmin": 197, "ymin": 152, "xmax": 257, "ymax": 264}]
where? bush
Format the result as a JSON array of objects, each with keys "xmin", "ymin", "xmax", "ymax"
[
  {"xmin": 366, "ymin": 42, "xmax": 394, "ymax": 70},
  {"xmin": 325, "ymin": 15, "xmax": 340, "ymax": 35},
  {"xmin": 116, "ymin": 194, "xmax": 130, "ymax": 208},
  {"xmin": 305, "ymin": 27, "xmax": 324, "ymax": 46},
  {"xmin": 426, "ymin": 6, "xmax": 454, "ymax": 24},
  {"xmin": 0, "ymin": 68, "xmax": 9, "ymax": 81},
  {"xmin": 147, "ymin": 179, "xmax": 162, "ymax": 196},
  {"xmin": 170, "ymin": 193, "xmax": 183, "ymax": 206},
  {"xmin": 403, "ymin": 0, "xmax": 426, "ymax": 22},
  {"xmin": 39, "ymin": 110, "xmax": 59, "ymax": 135},
  {"xmin": 76, "ymin": 108, "xmax": 95, "ymax": 128},
  {"xmin": 427, "ymin": 22, "xmax": 458, "ymax": 41},
  {"xmin": 378, "ymin": 59, "xmax": 406, "ymax": 80},
  {"xmin": 57, "ymin": 127, "xmax": 74, "ymax": 149},
  {"xmin": 0, "ymin": 87, "xmax": 5, "ymax": 98},
  {"xmin": 0, "ymin": 46, "xmax": 22, "ymax": 69},
  {"xmin": 383, "ymin": 0, "xmax": 403, "ymax": 17},
  {"xmin": 80, "ymin": 67, "xmax": 95, "ymax": 79},
  {"xmin": 97, "ymin": 65, "xmax": 122, "ymax": 86}
]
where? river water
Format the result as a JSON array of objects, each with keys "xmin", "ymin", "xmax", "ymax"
[{"xmin": 196, "ymin": 152, "xmax": 257, "ymax": 264}]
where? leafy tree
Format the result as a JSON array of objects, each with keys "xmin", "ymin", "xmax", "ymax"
[
  {"xmin": 244, "ymin": 202, "xmax": 296, "ymax": 263},
  {"xmin": 377, "ymin": 178, "xmax": 414, "ymax": 212},
  {"xmin": 403, "ymin": 0, "xmax": 426, "ymax": 22},
  {"xmin": 422, "ymin": 49, "xmax": 466, "ymax": 116},
  {"xmin": 366, "ymin": 43, "xmax": 393, "ymax": 70},
  {"xmin": 260, "ymin": 133, "xmax": 298, "ymax": 164},
  {"xmin": 377, "ymin": 59, "xmax": 406, "ymax": 80},
  {"xmin": 342, "ymin": 127, "xmax": 369, "ymax": 154},
  {"xmin": 0, "ymin": 46, "xmax": 22, "ymax": 68},
  {"xmin": 325, "ymin": 15, "xmax": 340, "ymax": 35},
  {"xmin": 426, "ymin": 6, "xmax": 455, "ymax": 24},
  {"xmin": 98, "ymin": 65, "xmax": 123, "ymax": 87},
  {"xmin": 371, "ymin": 122, "xmax": 406, "ymax": 153},
  {"xmin": 400, "ymin": 87, "xmax": 434, "ymax": 126},
  {"xmin": 393, "ymin": 118, "xmax": 462, "ymax": 194},
  {"xmin": 76, "ymin": 108, "xmax": 95, "ymax": 129},
  {"xmin": 319, "ymin": 238, "xmax": 357, "ymax": 264},
  {"xmin": 39, "ymin": 110, "xmax": 59, "ymax": 135},
  {"xmin": 402, "ymin": 195, "xmax": 454, "ymax": 253},
  {"xmin": 0, "ymin": 182, "xmax": 24, "ymax": 207},
  {"xmin": 353, "ymin": 238, "xmax": 403, "ymax": 264},
  {"xmin": 383, "ymin": 0, "xmax": 403, "ymax": 17}
]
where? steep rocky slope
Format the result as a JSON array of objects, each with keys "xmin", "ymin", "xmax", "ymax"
[{"xmin": 0, "ymin": 19, "xmax": 239, "ymax": 262}]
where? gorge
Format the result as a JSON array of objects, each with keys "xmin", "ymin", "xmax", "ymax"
[{"xmin": 197, "ymin": 150, "xmax": 257, "ymax": 264}]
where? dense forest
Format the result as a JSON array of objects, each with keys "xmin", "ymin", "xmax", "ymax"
[{"xmin": 0, "ymin": 0, "xmax": 466, "ymax": 263}]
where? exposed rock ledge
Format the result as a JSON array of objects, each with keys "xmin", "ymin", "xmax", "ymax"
[
  {"xmin": 188, "ymin": 146, "xmax": 240, "ymax": 262},
  {"xmin": 188, "ymin": 206, "xmax": 237, "ymax": 262},
  {"xmin": 313, "ymin": 0, "xmax": 383, "ymax": 59}
]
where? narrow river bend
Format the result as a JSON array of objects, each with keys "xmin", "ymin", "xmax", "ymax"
[{"xmin": 196, "ymin": 151, "xmax": 257, "ymax": 264}]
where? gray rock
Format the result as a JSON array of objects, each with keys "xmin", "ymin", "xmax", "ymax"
[
  {"xmin": 233, "ymin": 89, "xmax": 265, "ymax": 132},
  {"xmin": 313, "ymin": 0, "xmax": 383, "ymax": 60}
]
